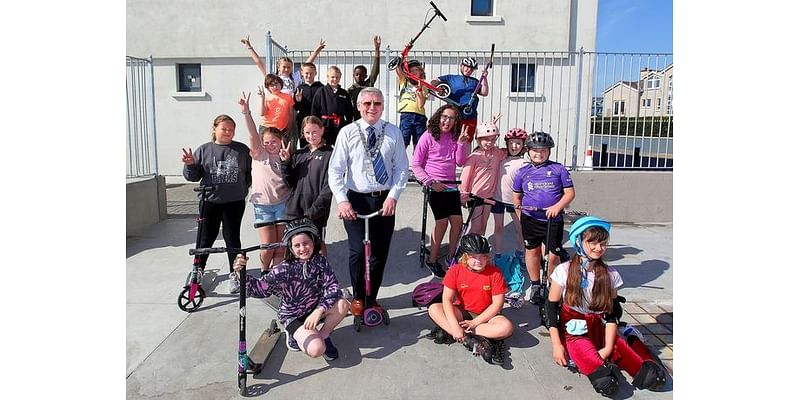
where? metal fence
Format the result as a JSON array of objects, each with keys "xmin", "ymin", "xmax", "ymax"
[
  {"xmin": 126, "ymin": 56, "xmax": 158, "ymax": 178},
  {"xmin": 266, "ymin": 34, "xmax": 673, "ymax": 170}
]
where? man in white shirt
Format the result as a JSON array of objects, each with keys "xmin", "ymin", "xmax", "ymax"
[{"xmin": 328, "ymin": 87, "xmax": 409, "ymax": 318}]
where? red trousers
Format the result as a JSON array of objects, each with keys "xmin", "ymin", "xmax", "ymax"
[{"xmin": 559, "ymin": 305, "xmax": 655, "ymax": 377}]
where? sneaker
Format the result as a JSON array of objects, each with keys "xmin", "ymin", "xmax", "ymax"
[
  {"xmin": 341, "ymin": 288, "xmax": 354, "ymax": 303},
  {"xmin": 489, "ymin": 339, "xmax": 506, "ymax": 365},
  {"xmin": 529, "ymin": 283, "xmax": 544, "ymax": 305},
  {"xmin": 425, "ymin": 326, "xmax": 455, "ymax": 345},
  {"xmin": 285, "ymin": 333, "xmax": 301, "ymax": 352},
  {"xmin": 229, "ymin": 272, "xmax": 240, "ymax": 294},
  {"xmin": 463, "ymin": 334, "xmax": 494, "ymax": 364},
  {"xmin": 323, "ymin": 337, "xmax": 339, "ymax": 361},
  {"xmin": 425, "ymin": 261, "xmax": 446, "ymax": 278}
]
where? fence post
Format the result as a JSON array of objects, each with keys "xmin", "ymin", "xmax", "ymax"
[
  {"xmin": 571, "ymin": 47, "xmax": 584, "ymax": 169},
  {"xmin": 148, "ymin": 55, "xmax": 158, "ymax": 175},
  {"xmin": 384, "ymin": 44, "xmax": 391, "ymax": 121}
]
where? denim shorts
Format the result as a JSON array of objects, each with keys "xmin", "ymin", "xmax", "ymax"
[{"xmin": 253, "ymin": 202, "xmax": 287, "ymax": 224}]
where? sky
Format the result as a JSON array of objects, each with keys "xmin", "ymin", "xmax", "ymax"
[{"xmin": 596, "ymin": 0, "xmax": 673, "ymax": 53}]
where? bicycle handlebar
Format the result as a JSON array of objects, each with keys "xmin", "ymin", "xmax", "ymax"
[{"xmin": 189, "ymin": 242, "xmax": 285, "ymax": 256}]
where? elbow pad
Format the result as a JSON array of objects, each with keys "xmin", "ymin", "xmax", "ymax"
[
  {"xmin": 604, "ymin": 295, "xmax": 626, "ymax": 324},
  {"xmin": 544, "ymin": 300, "xmax": 561, "ymax": 329}
]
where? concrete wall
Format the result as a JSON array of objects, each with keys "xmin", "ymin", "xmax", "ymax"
[
  {"xmin": 569, "ymin": 171, "xmax": 672, "ymax": 223},
  {"xmin": 127, "ymin": 175, "xmax": 167, "ymax": 237}
]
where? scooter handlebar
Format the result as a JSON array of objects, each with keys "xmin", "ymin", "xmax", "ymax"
[
  {"xmin": 430, "ymin": 1, "xmax": 447, "ymax": 21},
  {"xmin": 189, "ymin": 242, "xmax": 285, "ymax": 256},
  {"xmin": 356, "ymin": 210, "xmax": 383, "ymax": 219}
]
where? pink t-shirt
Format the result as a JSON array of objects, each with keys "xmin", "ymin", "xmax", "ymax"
[
  {"xmin": 494, "ymin": 155, "xmax": 527, "ymax": 203},
  {"xmin": 249, "ymin": 149, "xmax": 290, "ymax": 205},
  {"xmin": 411, "ymin": 131, "xmax": 469, "ymax": 189},
  {"xmin": 459, "ymin": 147, "xmax": 507, "ymax": 199}
]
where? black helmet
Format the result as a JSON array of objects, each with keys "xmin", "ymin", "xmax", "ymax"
[
  {"xmin": 461, "ymin": 57, "xmax": 478, "ymax": 69},
  {"xmin": 460, "ymin": 233, "xmax": 492, "ymax": 254},
  {"xmin": 282, "ymin": 218, "xmax": 319, "ymax": 248},
  {"xmin": 525, "ymin": 131, "xmax": 555, "ymax": 149},
  {"xmin": 407, "ymin": 59, "xmax": 423, "ymax": 68}
]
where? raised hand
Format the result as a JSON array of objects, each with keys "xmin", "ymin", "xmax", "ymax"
[
  {"xmin": 457, "ymin": 124, "xmax": 471, "ymax": 143},
  {"xmin": 373, "ymin": 35, "xmax": 381, "ymax": 50},
  {"xmin": 238, "ymin": 91, "xmax": 251, "ymax": 113},
  {"xmin": 491, "ymin": 112, "xmax": 502, "ymax": 125},
  {"xmin": 241, "ymin": 35, "xmax": 253, "ymax": 49},
  {"xmin": 295, "ymin": 87, "xmax": 303, "ymax": 102},
  {"xmin": 257, "ymin": 86, "xmax": 265, "ymax": 98},
  {"xmin": 278, "ymin": 140, "xmax": 291, "ymax": 162},
  {"xmin": 316, "ymin": 39, "xmax": 326, "ymax": 50},
  {"xmin": 181, "ymin": 148, "xmax": 195, "ymax": 165}
]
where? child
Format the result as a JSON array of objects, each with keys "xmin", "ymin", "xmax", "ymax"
[
  {"xmin": 396, "ymin": 59, "xmax": 428, "ymax": 150},
  {"xmin": 181, "ymin": 113, "xmax": 252, "ymax": 294},
  {"xmin": 239, "ymin": 92, "xmax": 290, "ymax": 274},
  {"xmin": 491, "ymin": 128, "xmax": 528, "ymax": 260},
  {"xmin": 258, "ymin": 74, "xmax": 295, "ymax": 133},
  {"xmin": 431, "ymin": 57, "xmax": 489, "ymax": 142},
  {"xmin": 545, "ymin": 216, "xmax": 667, "ymax": 395},
  {"xmin": 458, "ymin": 120, "xmax": 507, "ymax": 236},
  {"xmin": 425, "ymin": 233, "xmax": 513, "ymax": 365},
  {"xmin": 233, "ymin": 219, "xmax": 350, "ymax": 360},
  {"xmin": 511, "ymin": 131, "xmax": 576, "ymax": 306},
  {"xmin": 411, "ymin": 104, "xmax": 470, "ymax": 277},
  {"xmin": 279, "ymin": 116, "xmax": 334, "ymax": 256},
  {"xmin": 311, "ymin": 65, "xmax": 353, "ymax": 145},
  {"xmin": 293, "ymin": 63, "xmax": 325, "ymax": 148},
  {"xmin": 347, "ymin": 35, "xmax": 382, "ymax": 121}
]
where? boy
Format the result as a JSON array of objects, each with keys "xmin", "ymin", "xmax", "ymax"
[
  {"xmin": 511, "ymin": 131, "xmax": 575, "ymax": 305},
  {"xmin": 347, "ymin": 35, "xmax": 382, "ymax": 121},
  {"xmin": 294, "ymin": 63, "xmax": 325, "ymax": 147},
  {"xmin": 396, "ymin": 59, "xmax": 428, "ymax": 150},
  {"xmin": 311, "ymin": 66, "xmax": 353, "ymax": 146},
  {"xmin": 431, "ymin": 57, "xmax": 488, "ymax": 142}
]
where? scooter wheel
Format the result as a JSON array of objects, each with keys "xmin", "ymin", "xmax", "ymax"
[
  {"xmin": 388, "ymin": 56, "xmax": 401, "ymax": 71},
  {"xmin": 462, "ymin": 104, "xmax": 473, "ymax": 115},
  {"xmin": 435, "ymin": 83, "xmax": 451, "ymax": 99},
  {"xmin": 177, "ymin": 286, "xmax": 205, "ymax": 312},
  {"xmin": 354, "ymin": 316, "xmax": 362, "ymax": 332},
  {"xmin": 363, "ymin": 308, "xmax": 384, "ymax": 327},
  {"xmin": 238, "ymin": 374, "xmax": 247, "ymax": 396},
  {"xmin": 382, "ymin": 309, "xmax": 390, "ymax": 326}
]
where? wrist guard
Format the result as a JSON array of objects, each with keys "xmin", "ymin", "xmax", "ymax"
[{"xmin": 544, "ymin": 299, "xmax": 561, "ymax": 329}]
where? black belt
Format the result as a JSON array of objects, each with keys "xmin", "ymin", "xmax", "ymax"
[{"xmin": 348, "ymin": 189, "xmax": 390, "ymax": 198}]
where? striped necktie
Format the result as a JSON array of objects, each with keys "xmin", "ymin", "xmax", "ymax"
[{"xmin": 367, "ymin": 125, "xmax": 389, "ymax": 184}]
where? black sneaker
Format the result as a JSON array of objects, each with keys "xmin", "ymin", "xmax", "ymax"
[
  {"xmin": 463, "ymin": 334, "xmax": 494, "ymax": 364},
  {"xmin": 529, "ymin": 284, "xmax": 544, "ymax": 305},
  {"xmin": 323, "ymin": 337, "xmax": 339, "ymax": 361},
  {"xmin": 425, "ymin": 261, "xmax": 446, "ymax": 278},
  {"xmin": 489, "ymin": 339, "xmax": 506, "ymax": 365}
]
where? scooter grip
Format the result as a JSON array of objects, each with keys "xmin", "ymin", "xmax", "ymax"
[
  {"xmin": 430, "ymin": 1, "xmax": 447, "ymax": 21},
  {"xmin": 189, "ymin": 247, "xmax": 227, "ymax": 255}
]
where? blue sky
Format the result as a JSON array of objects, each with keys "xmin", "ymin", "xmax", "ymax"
[{"xmin": 596, "ymin": 0, "xmax": 673, "ymax": 53}]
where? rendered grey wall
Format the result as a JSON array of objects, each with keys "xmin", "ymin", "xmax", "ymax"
[
  {"xmin": 127, "ymin": 176, "xmax": 167, "ymax": 236},
  {"xmin": 569, "ymin": 171, "xmax": 672, "ymax": 223}
]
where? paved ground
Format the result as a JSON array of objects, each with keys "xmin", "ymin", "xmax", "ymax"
[{"xmin": 126, "ymin": 182, "xmax": 673, "ymax": 399}]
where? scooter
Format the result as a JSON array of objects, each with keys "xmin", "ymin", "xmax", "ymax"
[
  {"xmin": 353, "ymin": 210, "xmax": 391, "ymax": 332},
  {"xmin": 190, "ymin": 242, "xmax": 285, "ymax": 396},
  {"xmin": 388, "ymin": 2, "xmax": 452, "ymax": 101},
  {"xmin": 414, "ymin": 177, "xmax": 461, "ymax": 269},
  {"xmin": 445, "ymin": 193, "xmax": 500, "ymax": 268},
  {"xmin": 461, "ymin": 43, "xmax": 496, "ymax": 115},
  {"xmin": 177, "ymin": 185, "xmax": 216, "ymax": 312}
]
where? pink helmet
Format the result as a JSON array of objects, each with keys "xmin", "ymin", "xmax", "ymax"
[
  {"xmin": 475, "ymin": 122, "xmax": 499, "ymax": 139},
  {"xmin": 505, "ymin": 128, "xmax": 528, "ymax": 141}
]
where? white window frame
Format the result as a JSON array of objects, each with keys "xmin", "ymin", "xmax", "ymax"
[
  {"xmin": 510, "ymin": 63, "xmax": 536, "ymax": 93},
  {"xmin": 614, "ymin": 100, "xmax": 625, "ymax": 116},
  {"xmin": 646, "ymin": 77, "xmax": 662, "ymax": 90},
  {"xmin": 642, "ymin": 98, "xmax": 652, "ymax": 108}
]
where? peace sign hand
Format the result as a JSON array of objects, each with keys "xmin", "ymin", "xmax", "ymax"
[
  {"xmin": 295, "ymin": 87, "xmax": 303, "ymax": 102},
  {"xmin": 457, "ymin": 124, "xmax": 471, "ymax": 143},
  {"xmin": 238, "ymin": 91, "xmax": 251, "ymax": 113},
  {"xmin": 181, "ymin": 148, "xmax": 195, "ymax": 165},
  {"xmin": 257, "ymin": 86, "xmax": 265, "ymax": 98},
  {"xmin": 278, "ymin": 140, "xmax": 291, "ymax": 162}
]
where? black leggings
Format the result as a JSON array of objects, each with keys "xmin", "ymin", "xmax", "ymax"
[{"xmin": 197, "ymin": 199, "xmax": 246, "ymax": 272}]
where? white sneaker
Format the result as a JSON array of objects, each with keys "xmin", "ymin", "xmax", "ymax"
[
  {"xmin": 341, "ymin": 287, "xmax": 354, "ymax": 302},
  {"xmin": 229, "ymin": 272, "xmax": 240, "ymax": 294}
]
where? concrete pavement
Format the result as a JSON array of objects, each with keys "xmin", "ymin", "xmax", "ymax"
[{"xmin": 126, "ymin": 183, "xmax": 673, "ymax": 399}]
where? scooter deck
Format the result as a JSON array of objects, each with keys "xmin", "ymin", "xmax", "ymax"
[{"xmin": 247, "ymin": 319, "xmax": 282, "ymax": 375}]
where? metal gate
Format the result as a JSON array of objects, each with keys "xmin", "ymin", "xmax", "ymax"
[{"xmin": 126, "ymin": 56, "xmax": 158, "ymax": 177}]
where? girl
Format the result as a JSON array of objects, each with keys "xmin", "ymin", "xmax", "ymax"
[
  {"xmin": 233, "ymin": 219, "xmax": 349, "ymax": 360},
  {"xmin": 181, "ymin": 113, "xmax": 252, "ymax": 294},
  {"xmin": 491, "ymin": 128, "xmax": 528, "ymax": 260},
  {"xmin": 426, "ymin": 233, "xmax": 514, "ymax": 365},
  {"xmin": 546, "ymin": 216, "xmax": 667, "ymax": 396},
  {"xmin": 280, "ymin": 116, "xmax": 334, "ymax": 256},
  {"xmin": 459, "ymin": 120, "xmax": 507, "ymax": 235},
  {"xmin": 311, "ymin": 65, "xmax": 353, "ymax": 146},
  {"xmin": 239, "ymin": 92, "xmax": 290, "ymax": 274},
  {"xmin": 258, "ymin": 74, "xmax": 295, "ymax": 134},
  {"xmin": 411, "ymin": 104, "xmax": 470, "ymax": 278}
]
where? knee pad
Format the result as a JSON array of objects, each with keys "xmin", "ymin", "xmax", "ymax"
[
  {"xmin": 632, "ymin": 360, "xmax": 667, "ymax": 391},
  {"xmin": 587, "ymin": 362, "xmax": 623, "ymax": 397}
]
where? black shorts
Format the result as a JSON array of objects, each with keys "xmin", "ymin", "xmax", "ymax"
[
  {"xmin": 521, "ymin": 214, "xmax": 565, "ymax": 252},
  {"xmin": 285, "ymin": 309, "xmax": 314, "ymax": 336},
  {"xmin": 428, "ymin": 190, "xmax": 462, "ymax": 221},
  {"xmin": 490, "ymin": 200, "xmax": 515, "ymax": 214}
]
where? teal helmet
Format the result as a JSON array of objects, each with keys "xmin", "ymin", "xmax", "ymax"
[{"xmin": 569, "ymin": 216, "xmax": 611, "ymax": 258}]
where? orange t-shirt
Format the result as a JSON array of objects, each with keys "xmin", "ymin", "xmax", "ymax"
[
  {"xmin": 260, "ymin": 92, "xmax": 295, "ymax": 131},
  {"xmin": 442, "ymin": 263, "xmax": 507, "ymax": 314}
]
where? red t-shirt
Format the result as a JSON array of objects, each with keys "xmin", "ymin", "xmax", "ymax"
[{"xmin": 442, "ymin": 263, "xmax": 507, "ymax": 314}]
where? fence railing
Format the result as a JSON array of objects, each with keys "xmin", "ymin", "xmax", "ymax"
[
  {"xmin": 275, "ymin": 43, "xmax": 672, "ymax": 170},
  {"xmin": 126, "ymin": 56, "xmax": 158, "ymax": 178}
]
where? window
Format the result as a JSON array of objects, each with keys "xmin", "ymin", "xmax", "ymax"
[
  {"xmin": 646, "ymin": 77, "xmax": 661, "ymax": 90},
  {"xmin": 613, "ymin": 100, "xmax": 625, "ymax": 116},
  {"xmin": 511, "ymin": 63, "xmax": 536, "ymax": 92},
  {"xmin": 177, "ymin": 64, "xmax": 201, "ymax": 92},
  {"xmin": 471, "ymin": 0, "xmax": 493, "ymax": 16},
  {"xmin": 642, "ymin": 98, "xmax": 651, "ymax": 108}
]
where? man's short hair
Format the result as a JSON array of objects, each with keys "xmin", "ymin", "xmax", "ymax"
[{"xmin": 357, "ymin": 87, "xmax": 384, "ymax": 104}]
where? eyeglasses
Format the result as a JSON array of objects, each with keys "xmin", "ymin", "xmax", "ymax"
[
  {"xmin": 440, "ymin": 115, "xmax": 457, "ymax": 121},
  {"xmin": 361, "ymin": 101, "xmax": 383, "ymax": 107},
  {"xmin": 268, "ymin": 82, "xmax": 282, "ymax": 88}
]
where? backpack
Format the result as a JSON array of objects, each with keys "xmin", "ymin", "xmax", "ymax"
[
  {"xmin": 493, "ymin": 253, "xmax": 526, "ymax": 294},
  {"xmin": 411, "ymin": 281, "xmax": 444, "ymax": 307}
]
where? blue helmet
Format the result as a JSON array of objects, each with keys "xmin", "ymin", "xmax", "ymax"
[{"xmin": 569, "ymin": 216, "xmax": 611, "ymax": 257}]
